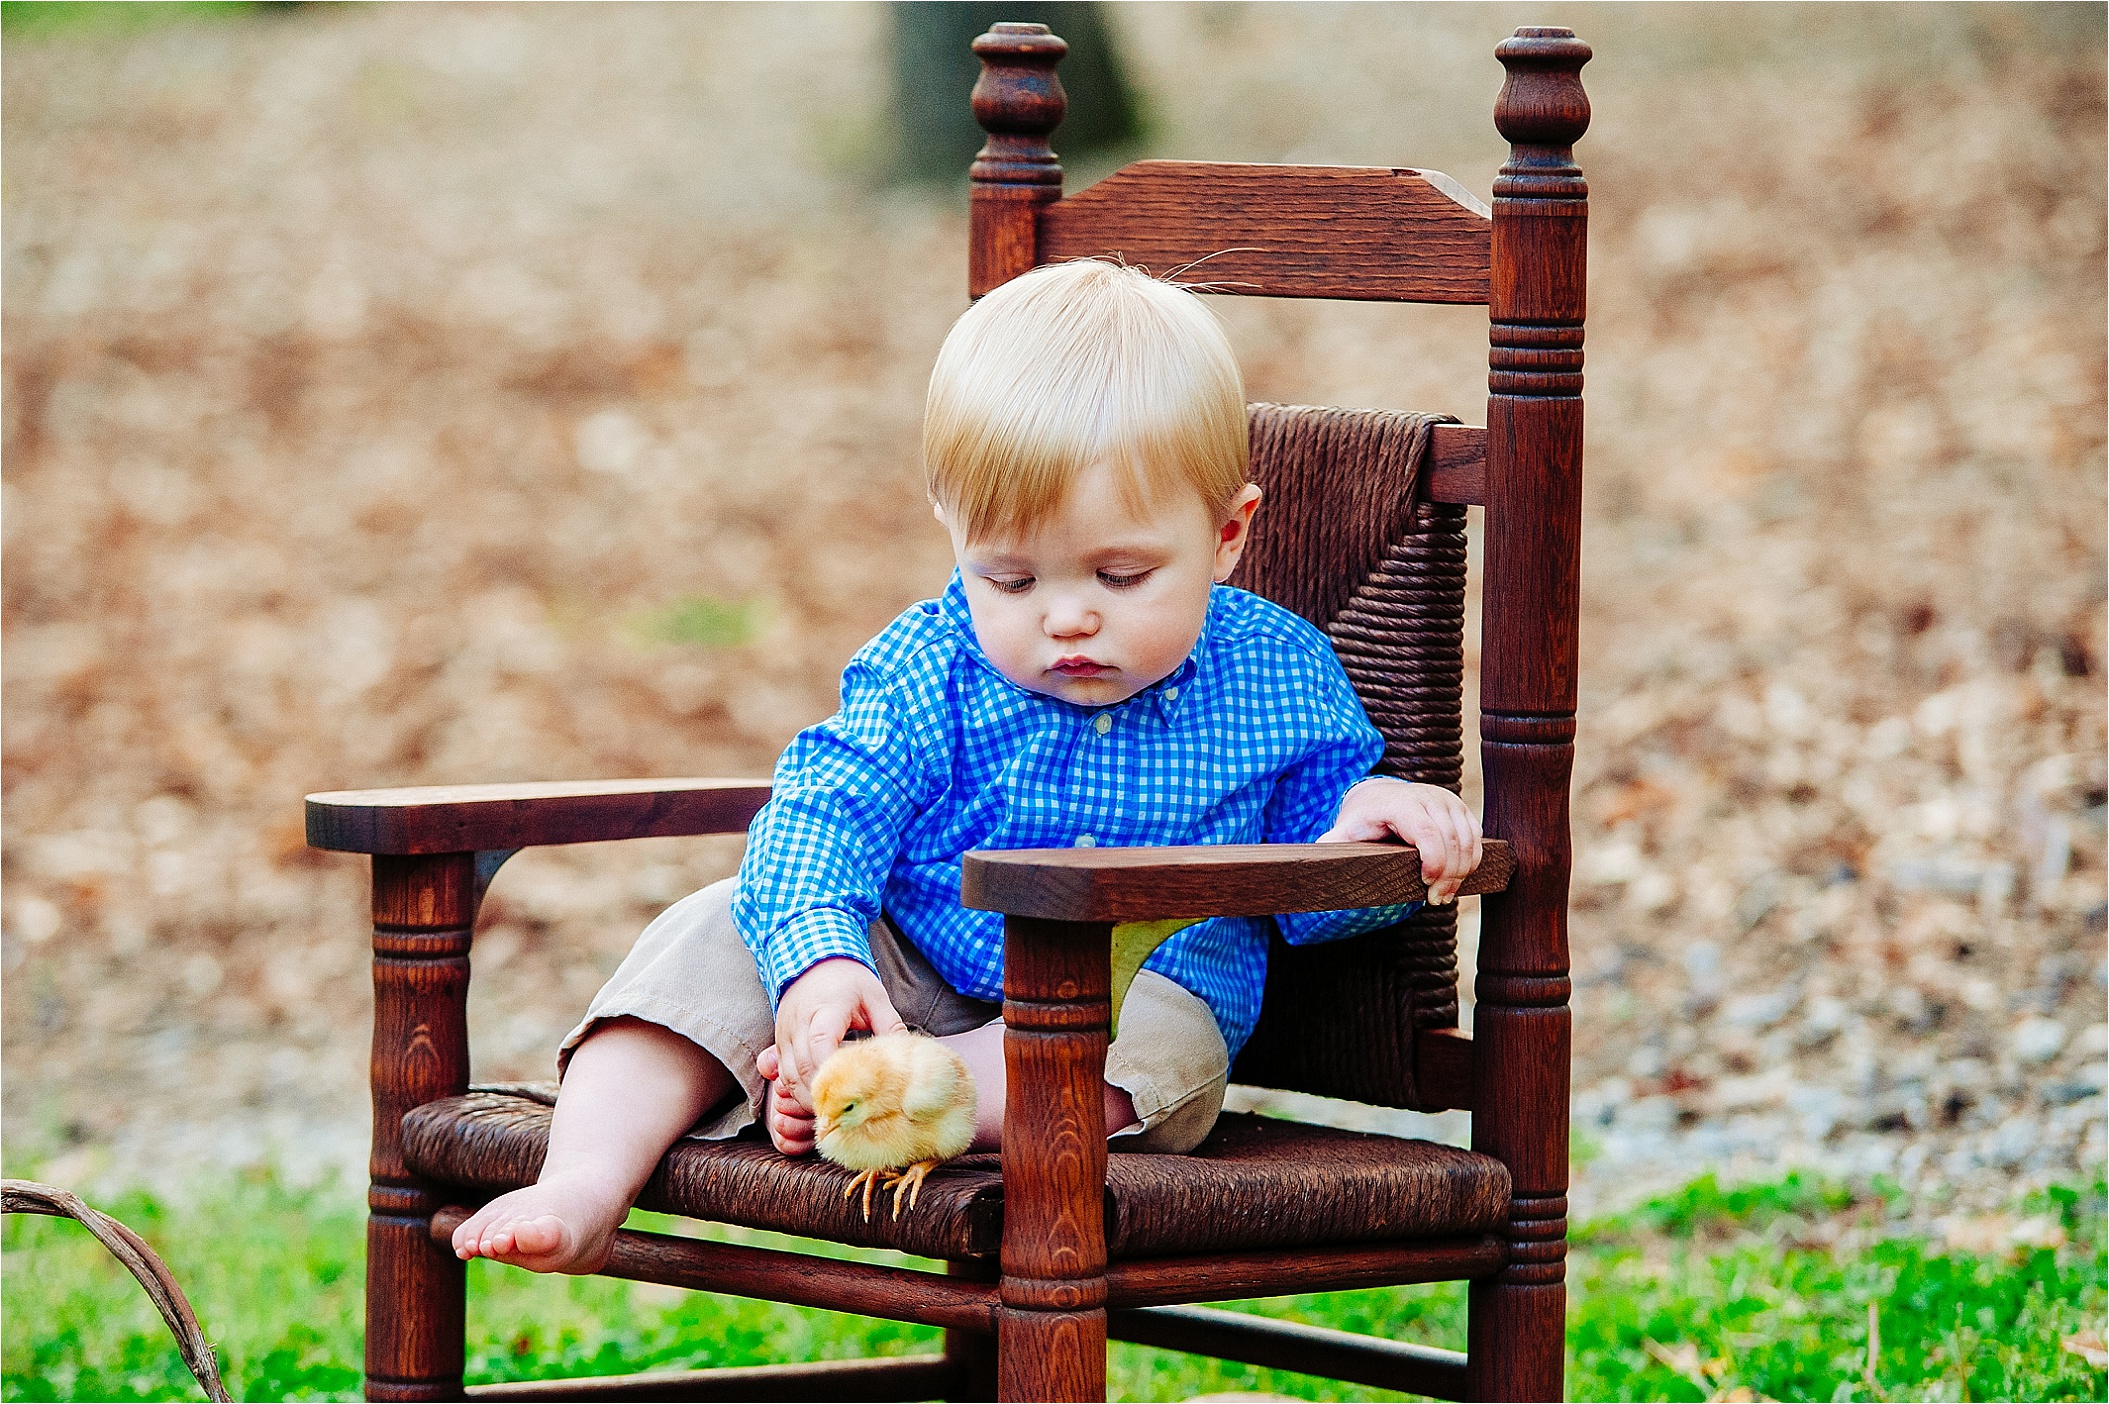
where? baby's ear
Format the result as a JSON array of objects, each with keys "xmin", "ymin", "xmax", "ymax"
[
  {"xmin": 931, "ymin": 499, "xmax": 948, "ymax": 526},
  {"xmin": 1214, "ymin": 483, "xmax": 1264, "ymax": 580}
]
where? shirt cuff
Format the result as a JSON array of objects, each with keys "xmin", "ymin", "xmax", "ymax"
[
  {"xmin": 758, "ymin": 907, "xmax": 881, "ymax": 1008},
  {"xmin": 1279, "ymin": 902, "xmax": 1422, "ymax": 946}
]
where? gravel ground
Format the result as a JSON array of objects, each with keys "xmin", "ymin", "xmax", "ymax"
[{"xmin": 4, "ymin": 4, "xmax": 2103, "ymax": 1229}]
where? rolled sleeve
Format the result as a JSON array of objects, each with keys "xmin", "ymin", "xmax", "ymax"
[
  {"xmin": 732, "ymin": 656, "xmax": 937, "ymax": 1007},
  {"xmin": 751, "ymin": 907, "xmax": 883, "ymax": 1005}
]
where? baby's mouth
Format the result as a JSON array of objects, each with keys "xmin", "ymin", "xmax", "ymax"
[{"xmin": 1050, "ymin": 657, "xmax": 1113, "ymax": 678}]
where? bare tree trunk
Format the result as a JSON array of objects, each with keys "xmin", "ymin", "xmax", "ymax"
[{"xmin": 891, "ymin": 2, "xmax": 1140, "ymax": 184}]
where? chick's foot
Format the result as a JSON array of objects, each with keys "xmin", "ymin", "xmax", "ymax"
[
  {"xmin": 884, "ymin": 1159, "xmax": 944, "ymax": 1219},
  {"xmin": 843, "ymin": 1167, "xmax": 888, "ymax": 1222}
]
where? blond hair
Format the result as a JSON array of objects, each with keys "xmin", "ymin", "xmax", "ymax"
[{"xmin": 924, "ymin": 259, "xmax": 1249, "ymax": 541}]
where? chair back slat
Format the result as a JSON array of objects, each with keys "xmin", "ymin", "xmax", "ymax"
[
  {"xmin": 1228, "ymin": 405, "xmax": 1467, "ymax": 1110},
  {"xmin": 1038, "ymin": 161, "xmax": 1491, "ymax": 304}
]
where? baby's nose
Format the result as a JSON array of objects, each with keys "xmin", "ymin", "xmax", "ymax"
[{"xmin": 1044, "ymin": 600, "xmax": 1099, "ymax": 635}]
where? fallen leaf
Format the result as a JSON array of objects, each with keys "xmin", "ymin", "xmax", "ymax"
[{"xmin": 1644, "ymin": 1338, "xmax": 1710, "ymax": 1390}]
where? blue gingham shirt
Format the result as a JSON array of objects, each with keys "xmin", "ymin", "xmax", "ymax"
[{"xmin": 731, "ymin": 571, "xmax": 1417, "ymax": 1055}]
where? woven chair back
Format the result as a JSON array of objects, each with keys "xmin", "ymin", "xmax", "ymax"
[{"xmin": 1228, "ymin": 403, "xmax": 1466, "ymax": 1112}]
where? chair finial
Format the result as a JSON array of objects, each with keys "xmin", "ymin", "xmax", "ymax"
[
  {"xmin": 969, "ymin": 22, "xmax": 1067, "ymax": 186},
  {"xmin": 967, "ymin": 23, "xmax": 1067, "ymax": 296},
  {"xmin": 1493, "ymin": 27, "xmax": 1592, "ymax": 150}
]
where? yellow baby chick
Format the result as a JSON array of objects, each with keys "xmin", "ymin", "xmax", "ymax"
[{"xmin": 811, "ymin": 1032, "xmax": 978, "ymax": 1221}]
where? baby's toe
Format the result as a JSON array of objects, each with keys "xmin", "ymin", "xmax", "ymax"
[{"xmin": 507, "ymin": 1215, "xmax": 567, "ymax": 1259}]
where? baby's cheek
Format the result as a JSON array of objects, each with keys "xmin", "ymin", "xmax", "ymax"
[
  {"xmin": 1123, "ymin": 601, "xmax": 1207, "ymax": 684},
  {"xmin": 975, "ymin": 614, "xmax": 1044, "ymax": 689}
]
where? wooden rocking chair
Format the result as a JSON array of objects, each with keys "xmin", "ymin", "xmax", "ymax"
[{"xmin": 306, "ymin": 22, "xmax": 1590, "ymax": 1402}]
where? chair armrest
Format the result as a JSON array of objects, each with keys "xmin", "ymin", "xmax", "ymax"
[
  {"xmin": 305, "ymin": 778, "xmax": 772, "ymax": 855},
  {"xmin": 961, "ymin": 838, "xmax": 1514, "ymax": 923}
]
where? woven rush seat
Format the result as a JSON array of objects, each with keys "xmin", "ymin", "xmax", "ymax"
[{"xmin": 402, "ymin": 1087, "xmax": 1511, "ymax": 1262}]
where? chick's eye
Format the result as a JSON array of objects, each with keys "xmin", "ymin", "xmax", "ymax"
[
  {"xmin": 1098, "ymin": 569, "xmax": 1152, "ymax": 589},
  {"xmin": 840, "ymin": 1101, "xmax": 856, "ymax": 1114}
]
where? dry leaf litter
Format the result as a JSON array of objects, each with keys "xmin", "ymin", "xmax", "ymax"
[{"xmin": 3, "ymin": 6, "xmax": 2103, "ymax": 1223}]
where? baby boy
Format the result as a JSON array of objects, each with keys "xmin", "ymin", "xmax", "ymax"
[{"xmin": 453, "ymin": 259, "xmax": 1483, "ymax": 1274}]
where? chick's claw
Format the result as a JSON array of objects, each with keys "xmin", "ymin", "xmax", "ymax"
[
  {"xmin": 884, "ymin": 1158, "xmax": 942, "ymax": 1219},
  {"xmin": 843, "ymin": 1168, "xmax": 887, "ymax": 1222}
]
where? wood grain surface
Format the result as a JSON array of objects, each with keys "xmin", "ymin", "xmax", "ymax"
[
  {"xmin": 999, "ymin": 916, "xmax": 1113, "ymax": 1401},
  {"xmin": 969, "ymin": 23, "xmax": 1066, "ymax": 297},
  {"xmin": 306, "ymin": 778, "xmax": 771, "ymax": 855},
  {"xmin": 1104, "ymin": 1235, "xmax": 1503, "ymax": 1305},
  {"xmin": 963, "ymin": 838, "xmax": 1513, "ymax": 922},
  {"xmin": 366, "ymin": 854, "xmax": 474, "ymax": 1402},
  {"xmin": 1039, "ymin": 161, "xmax": 1491, "ymax": 304},
  {"xmin": 1425, "ymin": 423, "xmax": 1487, "ymax": 505},
  {"xmin": 1469, "ymin": 25, "xmax": 1592, "ymax": 1404}
]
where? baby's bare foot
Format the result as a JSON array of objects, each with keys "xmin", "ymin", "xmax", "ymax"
[
  {"xmin": 755, "ymin": 1046, "xmax": 815, "ymax": 1156},
  {"xmin": 764, "ymin": 1077, "xmax": 816, "ymax": 1156},
  {"xmin": 451, "ymin": 1175, "xmax": 628, "ymax": 1274}
]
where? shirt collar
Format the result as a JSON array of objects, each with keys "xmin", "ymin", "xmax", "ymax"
[{"xmin": 936, "ymin": 569, "xmax": 1213, "ymax": 722}]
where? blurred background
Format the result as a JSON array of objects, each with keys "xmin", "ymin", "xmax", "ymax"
[{"xmin": 3, "ymin": 3, "xmax": 2102, "ymax": 1223}]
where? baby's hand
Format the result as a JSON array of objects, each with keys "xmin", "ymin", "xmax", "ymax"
[
  {"xmin": 1318, "ymin": 778, "xmax": 1483, "ymax": 905},
  {"xmin": 761, "ymin": 957, "xmax": 907, "ymax": 1154}
]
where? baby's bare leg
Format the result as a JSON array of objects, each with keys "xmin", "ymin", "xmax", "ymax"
[
  {"xmin": 937, "ymin": 1020, "xmax": 1136, "ymax": 1152},
  {"xmin": 451, "ymin": 1017, "xmax": 733, "ymax": 1273}
]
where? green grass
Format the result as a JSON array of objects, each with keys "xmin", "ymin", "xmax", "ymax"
[
  {"xmin": 633, "ymin": 594, "xmax": 766, "ymax": 650},
  {"xmin": 0, "ymin": 3, "xmax": 286, "ymax": 39},
  {"xmin": 3, "ymin": 1168, "xmax": 2102, "ymax": 1401},
  {"xmin": 1567, "ymin": 1174, "xmax": 2108, "ymax": 1402}
]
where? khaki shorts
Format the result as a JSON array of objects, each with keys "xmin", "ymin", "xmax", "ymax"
[{"xmin": 558, "ymin": 878, "xmax": 1229, "ymax": 1154}]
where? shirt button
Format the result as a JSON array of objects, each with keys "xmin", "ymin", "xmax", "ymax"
[
  {"xmin": 1093, "ymin": 713, "xmax": 1112, "ymax": 735},
  {"xmin": 1075, "ymin": 834, "xmax": 1097, "ymax": 848},
  {"xmin": 1164, "ymin": 686, "xmax": 1179, "ymax": 701}
]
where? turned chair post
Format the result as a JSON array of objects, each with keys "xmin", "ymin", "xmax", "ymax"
[
  {"xmin": 366, "ymin": 853, "xmax": 477, "ymax": 1403},
  {"xmin": 997, "ymin": 918, "xmax": 1115, "ymax": 1402},
  {"xmin": 1468, "ymin": 28, "xmax": 1591, "ymax": 1403},
  {"xmin": 970, "ymin": 31, "xmax": 1090, "ymax": 1402},
  {"xmin": 968, "ymin": 22, "xmax": 1065, "ymax": 297}
]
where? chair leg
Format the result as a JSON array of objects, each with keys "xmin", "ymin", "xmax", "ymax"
[
  {"xmin": 996, "ymin": 917, "xmax": 1113, "ymax": 1401},
  {"xmin": 1466, "ymin": 1225, "xmax": 1567, "ymax": 1401},
  {"xmin": 944, "ymin": 1327, "xmax": 998, "ymax": 1401},
  {"xmin": 366, "ymin": 853, "xmax": 477, "ymax": 1401},
  {"xmin": 945, "ymin": 1261, "xmax": 999, "ymax": 1401},
  {"xmin": 1468, "ymin": 22, "xmax": 1591, "ymax": 1401},
  {"xmin": 366, "ymin": 1203, "xmax": 466, "ymax": 1401}
]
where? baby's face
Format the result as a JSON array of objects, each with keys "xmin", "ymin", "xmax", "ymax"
[{"xmin": 942, "ymin": 462, "xmax": 1261, "ymax": 708}]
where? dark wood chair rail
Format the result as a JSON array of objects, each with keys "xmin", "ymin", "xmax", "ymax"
[
  {"xmin": 305, "ymin": 778, "xmax": 773, "ymax": 855},
  {"xmin": 1038, "ymin": 161, "xmax": 1491, "ymax": 304},
  {"xmin": 427, "ymin": 1208, "xmax": 1501, "ymax": 1317},
  {"xmin": 1109, "ymin": 1304, "xmax": 1468, "ymax": 1400},
  {"xmin": 464, "ymin": 1355, "xmax": 957, "ymax": 1402},
  {"xmin": 456, "ymin": 1316, "xmax": 1464, "ymax": 1403},
  {"xmin": 962, "ymin": 838, "xmax": 1513, "ymax": 922}
]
